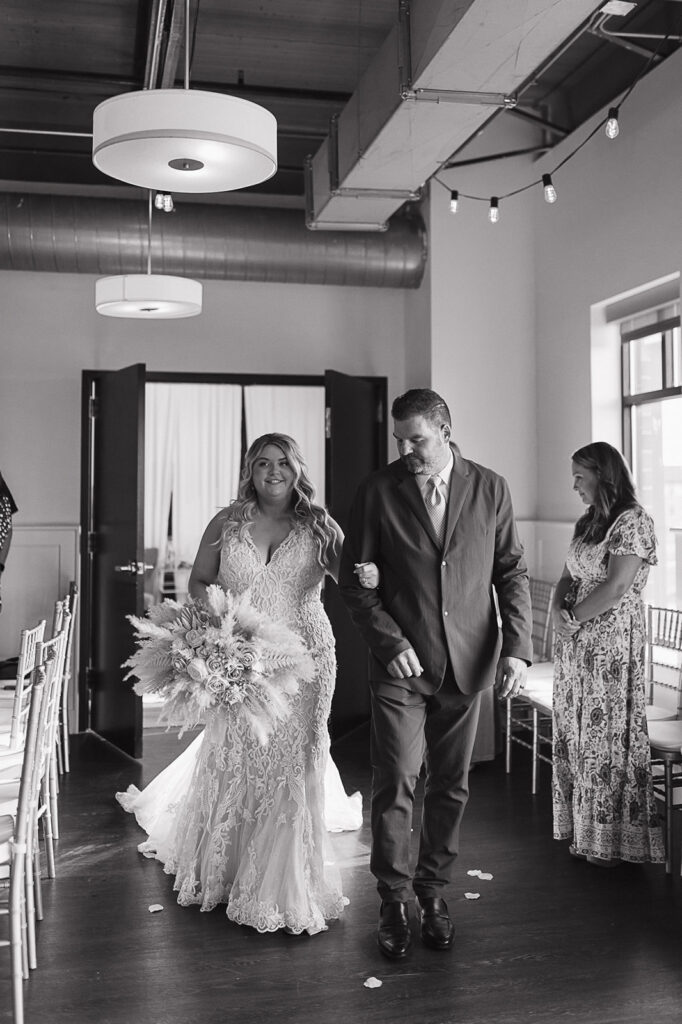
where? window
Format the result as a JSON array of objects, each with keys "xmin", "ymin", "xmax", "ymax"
[{"xmin": 622, "ymin": 307, "xmax": 682, "ymax": 608}]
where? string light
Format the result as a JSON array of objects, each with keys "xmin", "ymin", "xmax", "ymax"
[
  {"xmin": 154, "ymin": 192, "xmax": 175, "ymax": 212},
  {"xmin": 605, "ymin": 107, "xmax": 620, "ymax": 139},
  {"xmin": 433, "ymin": 25, "xmax": 675, "ymax": 224},
  {"xmin": 542, "ymin": 173, "xmax": 557, "ymax": 203}
]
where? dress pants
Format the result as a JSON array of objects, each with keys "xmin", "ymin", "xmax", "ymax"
[{"xmin": 369, "ymin": 666, "xmax": 482, "ymax": 902}]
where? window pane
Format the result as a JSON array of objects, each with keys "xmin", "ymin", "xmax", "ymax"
[
  {"xmin": 671, "ymin": 325, "xmax": 681, "ymax": 387},
  {"xmin": 626, "ymin": 334, "xmax": 663, "ymax": 395},
  {"xmin": 631, "ymin": 397, "xmax": 682, "ymax": 608}
]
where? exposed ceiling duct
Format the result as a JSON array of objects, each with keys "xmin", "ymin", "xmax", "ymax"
[
  {"xmin": 307, "ymin": 0, "xmax": 602, "ymax": 229},
  {"xmin": 0, "ymin": 192, "xmax": 426, "ymax": 289}
]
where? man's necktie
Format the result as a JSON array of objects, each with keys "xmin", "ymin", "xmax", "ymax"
[{"xmin": 426, "ymin": 474, "xmax": 446, "ymax": 542}]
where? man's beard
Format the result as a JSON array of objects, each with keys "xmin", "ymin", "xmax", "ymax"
[{"xmin": 401, "ymin": 453, "xmax": 426, "ymax": 474}]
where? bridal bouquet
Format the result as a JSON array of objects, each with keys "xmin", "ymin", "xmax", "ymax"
[{"xmin": 123, "ymin": 585, "xmax": 315, "ymax": 744}]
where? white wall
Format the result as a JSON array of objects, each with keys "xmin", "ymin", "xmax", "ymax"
[
  {"xmin": 0, "ymin": 271, "xmax": 408, "ymax": 529},
  {"xmin": 534, "ymin": 47, "xmax": 682, "ymax": 524},
  {"xmin": 425, "ymin": 117, "xmax": 541, "ymax": 519}
]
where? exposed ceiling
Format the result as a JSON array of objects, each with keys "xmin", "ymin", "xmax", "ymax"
[{"xmin": 0, "ymin": 0, "xmax": 680, "ymax": 220}]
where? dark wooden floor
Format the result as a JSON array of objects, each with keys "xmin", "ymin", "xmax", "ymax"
[{"xmin": 2, "ymin": 724, "xmax": 682, "ymax": 1024}]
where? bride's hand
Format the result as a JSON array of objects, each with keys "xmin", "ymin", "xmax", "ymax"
[{"xmin": 355, "ymin": 561, "xmax": 380, "ymax": 588}]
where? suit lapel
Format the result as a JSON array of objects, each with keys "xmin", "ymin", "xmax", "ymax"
[
  {"xmin": 394, "ymin": 466, "xmax": 439, "ymax": 545},
  {"xmin": 442, "ymin": 454, "xmax": 471, "ymax": 550}
]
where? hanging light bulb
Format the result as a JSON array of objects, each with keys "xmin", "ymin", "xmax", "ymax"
[
  {"xmin": 542, "ymin": 174, "xmax": 557, "ymax": 204},
  {"xmin": 154, "ymin": 192, "xmax": 175, "ymax": 213},
  {"xmin": 605, "ymin": 107, "xmax": 620, "ymax": 140},
  {"xmin": 449, "ymin": 190, "xmax": 459, "ymax": 214},
  {"xmin": 488, "ymin": 197, "xmax": 499, "ymax": 224}
]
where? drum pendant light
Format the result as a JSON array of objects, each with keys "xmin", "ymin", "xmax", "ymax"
[
  {"xmin": 92, "ymin": 1, "xmax": 277, "ymax": 193},
  {"xmin": 95, "ymin": 193, "xmax": 202, "ymax": 318}
]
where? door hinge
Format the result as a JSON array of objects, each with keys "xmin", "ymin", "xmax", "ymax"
[
  {"xmin": 85, "ymin": 666, "xmax": 98, "ymax": 690},
  {"xmin": 89, "ymin": 396, "xmax": 100, "ymax": 419},
  {"xmin": 87, "ymin": 531, "xmax": 98, "ymax": 555},
  {"xmin": 325, "ymin": 407, "xmax": 331, "ymax": 439}
]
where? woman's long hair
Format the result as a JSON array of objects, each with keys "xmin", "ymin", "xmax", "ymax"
[
  {"xmin": 221, "ymin": 432, "xmax": 338, "ymax": 568},
  {"xmin": 572, "ymin": 441, "xmax": 639, "ymax": 544}
]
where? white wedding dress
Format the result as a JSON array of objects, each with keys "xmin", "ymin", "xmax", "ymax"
[{"xmin": 116, "ymin": 523, "xmax": 362, "ymax": 935}]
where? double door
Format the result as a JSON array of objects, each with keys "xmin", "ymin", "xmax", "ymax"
[{"xmin": 80, "ymin": 366, "xmax": 386, "ymax": 757}]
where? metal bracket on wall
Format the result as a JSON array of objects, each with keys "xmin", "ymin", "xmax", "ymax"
[{"xmin": 397, "ymin": 0, "xmax": 517, "ymax": 109}]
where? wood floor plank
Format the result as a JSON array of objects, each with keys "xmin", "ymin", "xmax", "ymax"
[{"xmin": 1, "ymin": 726, "xmax": 681, "ymax": 1024}]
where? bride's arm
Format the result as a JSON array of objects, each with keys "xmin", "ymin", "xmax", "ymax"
[{"xmin": 188, "ymin": 511, "xmax": 227, "ymax": 600}]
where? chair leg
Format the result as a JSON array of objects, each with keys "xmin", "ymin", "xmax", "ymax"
[
  {"xmin": 505, "ymin": 698, "xmax": 512, "ymax": 773},
  {"xmin": 61, "ymin": 706, "xmax": 70, "ymax": 774},
  {"xmin": 532, "ymin": 708, "xmax": 541, "ymax": 795},
  {"xmin": 23, "ymin": 850, "xmax": 37, "ymax": 971},
  {"xmin": 664, "ymin": 761, "xmax": 673, "ymax": 876},
  {"xmin": 11, "ymin": 850, "xmax": 27, "ymax": 1023},
  {"xmin": 32, "ymin": 829, "xmax": 43, "ymax": 922},
  {"xmin": 40, "ymin": 782, "xmax": 56, "ymax": 879},
  {"xmin": 56, "ymin": 728, "xmax": 64, "ymax": 776},
  {"xmin": 49, "ymin": 756, "xmax": 60, "ymax": 841}
]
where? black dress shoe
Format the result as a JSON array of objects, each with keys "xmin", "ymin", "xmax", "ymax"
[
  {"xmin": 417, "ymin": 896, "xmax": 455, "ymax": 950},
  {"xmin": 377, "ymin": 901, "xmax": 411, "ymax": 959}
]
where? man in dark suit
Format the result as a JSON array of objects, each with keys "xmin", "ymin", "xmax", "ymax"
[{"xmin": 339, "ymin": 388, "xmax": 532, "ymax": 959}]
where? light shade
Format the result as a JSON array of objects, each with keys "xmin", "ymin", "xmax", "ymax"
[
  {"xmin": 95, "ymin": 275, "xmax": 203, "ymax": 318},
  {"xmin": 92, "ymin": 89, "xmax": 277, "ymax": 192}
]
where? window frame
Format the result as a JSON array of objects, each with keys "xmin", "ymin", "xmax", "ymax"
[{"xmin": 621, "ymin": 314, "xmax": 682, "ymax": 465}]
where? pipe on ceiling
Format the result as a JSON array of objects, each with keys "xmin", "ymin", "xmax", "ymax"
[{"xmin": 0, "ymin": 192, "xmax": 426, "ymax": 288}]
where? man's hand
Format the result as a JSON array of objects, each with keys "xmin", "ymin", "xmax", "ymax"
[
  {"xmin": 494, "ymin": 656, "xmax": 527, "ymax": 699},
  {"xmin": 387, "ymin": 648, "xmax": 423, "ymax": 679}
]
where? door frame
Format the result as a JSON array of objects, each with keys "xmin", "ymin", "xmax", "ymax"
[{"xmin": 79, "ymin": 368, "xmax": 387, "ymax": 739}]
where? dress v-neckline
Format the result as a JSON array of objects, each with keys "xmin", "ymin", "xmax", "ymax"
[{"xmin": 246, "ymin": 522, "xmax": 299, "ymax": 566}]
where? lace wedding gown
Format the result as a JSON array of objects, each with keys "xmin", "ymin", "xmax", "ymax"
[{"xmin": 117, "ymin": 523, "xmax": 362, "ymax": 934}]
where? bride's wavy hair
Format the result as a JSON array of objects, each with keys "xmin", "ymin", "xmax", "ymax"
[
  {"xmin": 221, "ymin": 433, "xmax": 338, "ymax": 568},
  {"xmin": 572, "ymin": 441, "xmax": 639, "ymax": 544}
]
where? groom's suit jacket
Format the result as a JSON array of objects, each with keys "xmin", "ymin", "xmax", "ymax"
[{"xmin": 339, "ymin": 447, "xmax": 533, "ymax": 695}]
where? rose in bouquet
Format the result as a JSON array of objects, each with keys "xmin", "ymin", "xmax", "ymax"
[{"xmin": 123, "ymin": 584, "xmax": 315, "ymax": 744}]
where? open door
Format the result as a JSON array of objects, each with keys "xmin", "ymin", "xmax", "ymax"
[
  {"xmin": 80, "ymin": 364, "xmax": 146, "ymax": 758},
  {"xmin": 324, "ymin": 370, "xmax": 387, "ymax": 739}
]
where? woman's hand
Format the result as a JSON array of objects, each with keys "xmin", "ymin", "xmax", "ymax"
[
  {"xmin": 553, "ymin": 606, "xmax": 581, "ymax": 638},
  {"xmin": 354, "ymin": 561, "xmax": 380, "ymax": 588}
]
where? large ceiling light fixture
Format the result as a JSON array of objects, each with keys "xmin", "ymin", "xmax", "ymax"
[
  {"xmin": 96, "ymin": 193, "xmax": 202, "ymax": 318},
  {"xmin": 92, "ymin": 0, "xmax": 277, "ymax": 193}
]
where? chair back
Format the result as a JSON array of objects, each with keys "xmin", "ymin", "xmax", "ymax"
[
  {"xmin": 51, "ymin": 598, "xmax": 67, "ymax": 637},
  {"xmin": 62, "ymin": 584, "xmax": 79, "ymax": 709},
  {"xmin": 529, "ymin": 578, "xmax": 556, "ymax": 662},
  {"xmin": 6, "ymin": 619, "xmax": 47, "ymax": 749},
  {"xmin": 646, "ymin": 605, "xmax": 682, "ymax": 716},
  {"xmin": 36, "ymin": 628, "xmax": 68, "ymax": 754}
]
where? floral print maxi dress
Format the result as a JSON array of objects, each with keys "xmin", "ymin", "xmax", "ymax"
[{"xmin": 552, "ymin": 507, "xmax": 664, "ymax": 863}]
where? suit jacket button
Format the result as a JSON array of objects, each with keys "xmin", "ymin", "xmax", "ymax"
[
  {"xmin": 444, "ymin": 610, "xmax": 449, "ymax": 616},
  {"xmin": 441, "ymin": 561, "xmax": 446, "ymax": 567}
]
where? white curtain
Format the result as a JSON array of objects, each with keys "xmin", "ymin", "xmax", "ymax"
[
  {"xmin": 144, "ymin": 384, "xmax": 176, "ymax": 598},
  {"xmin": 144, "ymin": 384, "xmax": 243, "ymax": 594},
  {"xmin": 244, "ymin": 386, "xmax": 326, "ymax": 504},
  {"xmin": 171, "ymin": 384, "xmax": 243, "ymax": 567}
]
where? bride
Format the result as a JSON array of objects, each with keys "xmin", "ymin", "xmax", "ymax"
[{"xmin": 117, "ymin": 433, "xmax": 362, "ymax": 935}]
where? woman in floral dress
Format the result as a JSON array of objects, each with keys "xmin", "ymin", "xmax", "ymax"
[{"xmin": 551, "ymin": 442, "xmax": 664, "ymax": 866}]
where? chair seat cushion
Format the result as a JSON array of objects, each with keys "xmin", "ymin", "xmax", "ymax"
[
  {"xmin": 646, "ymin": 704, "xmax": 677, "ymax": 723},
  {"xmin": 526, "ymin": 661, "xmax": 554, "ymax": 684},
  {"xmin": 0, "ymin": 813, "xmax": 14, "ymax": 844},
  {"xmin": 648, "ymin": 719, "xmax": 682, "ymax": 754}
]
